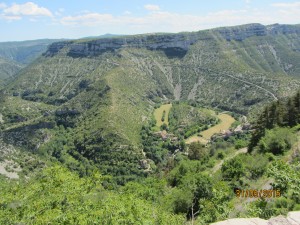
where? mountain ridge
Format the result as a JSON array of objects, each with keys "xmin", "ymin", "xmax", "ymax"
[
  {"xmin": 1, "ymin": 22, "xmax": 300, "ymax": 181},
  {"xmin": 1, "ymin": 23, "xmax": 300, "ymax": 223},
  {"xmin": 44, "ymin": 23, "xmax": 300, "ymax": 58}
]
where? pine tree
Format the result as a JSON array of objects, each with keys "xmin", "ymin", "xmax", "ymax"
[
  {"xmin": 293, "ymin": 90, "xmax": 300, "ymax": 124},
  {"xmin": 286, "ymin": 98, "xmax": 297, "ymax": 127}
]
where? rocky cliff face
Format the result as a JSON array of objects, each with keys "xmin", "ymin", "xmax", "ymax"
[
  {"xmin": 44, "ymin": 23, "xmax": 300, "ymax": 58},
  {"xmin": 217, "ymin": 23, "xmax": 300, "ymax": 41},
  {"xmin": 217, "ymin": 23, "xmax": 267, "ymax": 41},
  {"xmin": 44, "ymin": 33, "xmax": 200, "ymax": 58}
]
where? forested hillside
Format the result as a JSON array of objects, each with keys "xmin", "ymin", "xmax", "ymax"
[
  {"xmin": 1, "ymin": 90, "xmax": 300, "ymax": 224},
  {"xmin": 1, "ymin": 23, "xmax": 300, "ymax": 224}
]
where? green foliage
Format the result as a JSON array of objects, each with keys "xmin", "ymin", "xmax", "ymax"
[
  {"xmin": 161, "ymin": 110, "xmax": 166, "ymax": 122},
  {"xmin": 188, "ymin": 142, "xmax": 208, "ymax": 160},
  {"xmin": 217, "ymin": 152, "xmax": 225, "ymax": 159},
  {"xmin": 237, "ymin": 153, "xmax": 269, "ymax": 180},
  {"xmin": 141, "ymin": 117, "xmax": 186, "ymax": 170},
  {"xmin": 3, "ymin": 25, "xmax": 300, "ymax": 224},
  {"xmin": 166, "ymin": 188, "xmax": 194, "ymax": 215},
  {"xmin": 166, "ymin": 160, "xmax": 234, "ymax": 223},
  {"xmin": 198, "ymin": 181, "xmax": 233, "ymax": 223},
  {"xmin": 168, "ymin": 102, "xmax": 217, "ymax": 139},
  {"xmin": 234, "ymin": 139, "xmax": 249, "ymax": 149},
  {"xmin": 221, "ymin": 157, "xmax": 245, "ymax": 181},
  {"xmin": 267, "ymin": 160, "xmax": 300, "ymax": 196},
  {"xmin": 168, "ymin": 160, "xmax": 208, "ymax": 187},
  {"xmin": 160, "ymin": 123, "xmax": 168, "ymax": 131},
  {"xmin": 245, "ymin": 160, "xmax": 300, "ymax": 218},
  {"xmin": 0, "ymin": 166, "xmax": 185, "ymax": 224},
  {"xmin": 249, "ymin": 90, "xmax": 300, "ymax": 152},
  {"xmin": 246, "ymin": 198, "xmax": 276, "ymax": 219},
  {"xmin": 258, "ymin": 127, "xmax": 296, "ymax": 155}
]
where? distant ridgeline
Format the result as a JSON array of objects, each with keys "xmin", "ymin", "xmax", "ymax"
[
  {"xmin": 1, "ymin": 23, "xmax": 300, "ymax": 182},
  {"xmin": 0, "ymin": 39, "xmax": 61, "ymax": 85},
  {"xmin": 45, "ymin": 23, "xmax": 300, "ymax": 58}
]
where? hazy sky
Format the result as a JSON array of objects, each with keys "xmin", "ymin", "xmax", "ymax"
[{"xmin": 0, "ymin": 0, "xmax": 299, "ymax": 41}]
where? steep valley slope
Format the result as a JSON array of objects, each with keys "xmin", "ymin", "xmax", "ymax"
[
  {"xmin": 0, "ymin": 39, "xmax": 62, "ymax": 86},
  {"xmin": 1, "ymin": 23, "xmax": 300, "ymax": 179}
]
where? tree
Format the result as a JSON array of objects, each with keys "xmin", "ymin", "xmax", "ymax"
[
  {"xmin": 161, "ymin": 110, "xmax": 166, "ymax": 122},
  {"xmin": 221, "ymin": 157, "xmax": 245, "ymax": 181},
  {"xmin": 0, "ymin": 90, "xmax": 6, "ymax": 103},
  {"xmin": 286, "ymin": 98, "xmax": 297, "ymax": 127},
  {"xmin": 188, "ymin": 142, "xmax": 208, "ymax": 160},
  {"xmin": 258, "ymin": 127, "xmax": 295, "ymax": 155}
]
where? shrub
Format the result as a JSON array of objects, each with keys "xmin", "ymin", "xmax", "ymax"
[
  {"xmin": 258, "ymin": 127, "xmax": 296, "ymax": 155},
  {"xmin": 188, "ymin": 142, "xmax": 208, "ymax": 160},
  {"xmin": 221, "ymin": 157, "xmax": 245, "ymax": 181}
]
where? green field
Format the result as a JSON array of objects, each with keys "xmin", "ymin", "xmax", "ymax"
[
  {"xmin": 154, "ymin": 104, "xmax": 172, "ymax": 127},
  {"xmin": 186, "ymin": 113, "xmax": 235, "ymax": 144}
]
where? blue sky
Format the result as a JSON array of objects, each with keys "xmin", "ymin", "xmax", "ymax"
[{"xmin": 0, "ymin": 0, "xmax": 299, "ymax": 41}]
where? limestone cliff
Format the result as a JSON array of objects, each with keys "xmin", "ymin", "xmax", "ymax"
[
  {"xmin": 44, "ymin": 23, "xmax": 300, "ymax": 58},
  {"xmin": 44, "ymin": 33, "xmax": 200, "ymax": 58}
]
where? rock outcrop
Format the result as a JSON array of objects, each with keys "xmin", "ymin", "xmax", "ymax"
[
  {"xmin": 211, "ymin": 211, "xmax": 300, "ymax": 225},
  {"xmin": 44, "ymin": 33, "xmax": 200, "ymax": 58},
  {"xmin": 217, "ymin": 23, "xmax": 300, "ymax": 41},
  {"xmin": 44, "ymin": 23, "xmax": 300, "ymax": 59}
]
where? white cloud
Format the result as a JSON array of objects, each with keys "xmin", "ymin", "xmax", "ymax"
[
  {"xmin": 245, "ymin": 0, "xmax": 251, "ymax": 4},
  {"xmin": 2, "ymin": 15, "xmax": 22, "ymax": 21},
  {"xmin": 2, "ymin": 2, "xmax": 53, "ymax": 19},
  {"xmin": 123, "ymin": 11, "xmax": 131, "ymax": 15},
  {"xmin": 144, "ymin": 4, "xmax": 160, "ymax": 11},
  {"xmin": 59, "ymin": 9, "xmax": 264, "ymax": 31},
  {"xmin": 0, "ymin": 2, "xmax": 7, "ymax": 9},
  {"xmin": 271, "ymin": 2, "xmax": 300, "ymax": 8},
  {"xmin": 271, "ymin": 1, "xmax": 300, "ymax": 20},
  {"xmin": 61, "ymin": 13, "xmax": 115, "ymax": 26},
  {"xmin": 55, "ymin": 8, "xmax": 65, "ymax": 16},
  {"xmin": 58, "ymin": 3, "xmax": 300, "ymax": 34}
]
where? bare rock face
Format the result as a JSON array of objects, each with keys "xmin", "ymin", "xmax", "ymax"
[
  {"xmin": 44, "ymin": 33, "xmax": 200, "ymax": 59},
  {"xmin": 44, "ymin": 24, "xmax": 300, "ymax": 60},
  {"xmin": 217, "ymin": 23, "xmax": 267, "ymax": 41},
  {"xmin": 216, "ymin": 23, "xmax": 300, "ymax": 41},
  {"xmin": 211, "ymin": 218, "xmax": 268, "ymax": 225},
  {"xmin": 287, "ymin": 212, "xmax": 300, "ymax": 225},
  {"xmin": 268, "ymin": 215, "xmax": 291, "ymax": 225},
  {"xmin": 211, "ymin": 211, "xmax": 300, "ymax": 225}
]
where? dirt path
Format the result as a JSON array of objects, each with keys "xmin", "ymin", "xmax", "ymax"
[
  {"xmin": 108, "ymin": 60, "xmax": 278, "ymax": 101},
  {"xmin": 212, "ymin": 147, "xmax": 248, "ymax": 173},
  {"xmin": 224, "ymin": 74, "xmax": 278, "ymax": 101}
]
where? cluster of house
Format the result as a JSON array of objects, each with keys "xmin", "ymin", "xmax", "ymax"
[
  {"xmin": 211, "ymin": 122, "xmax": 252, "ymax": 141},
  {"xmin": 153, "ymin": 130, "xmax": 178, "ymax": 142}
]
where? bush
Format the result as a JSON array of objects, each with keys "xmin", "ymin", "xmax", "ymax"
[
  {"xmin": 239, "ymin": 154, "xmax": 269, "ymax": 180},
  {"xmin": 217, "ymin": 152, "xmax": 225, "ymax": 159},
  {"xmin": 234, "ymin": 139, "xmax": 248, "ymax": 149},
  {"xmin": 221, "ymin": 157, "xmax": 245, "ymax": 181},
  {"xmin": 258, "ymin": 127, "xmax": 296, "ymax": 155},
  {"xmin": 188, "ymin": 142, "xmax": 208, "ymax": 160}
]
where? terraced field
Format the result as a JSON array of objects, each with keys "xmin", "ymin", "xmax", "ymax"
[
  {"xmin": 186, "ymin": 113, "xmax": 235, "ymax": 144},
  {"xmin": 154, "ymin": 104, "xmax": 172, "ymax": 127}
]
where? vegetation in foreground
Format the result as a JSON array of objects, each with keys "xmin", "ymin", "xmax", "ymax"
[
  {"xmin": 1, "ymin": 91, "xmax": 300, "ymax": 224},
  {"xmin": 1, "ymin": 24, "xmax": 300, "ymax": 224}
]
